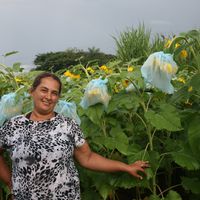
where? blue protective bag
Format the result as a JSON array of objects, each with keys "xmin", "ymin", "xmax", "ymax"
[
  {"xmin": 141, "ymin": 51, "xmax": 178, "ymax": 94},
  {"xmin": 80, "ymin": 78, "xmax": 111, "ymax": 109},
  {"xmin": 54, "ymin": 100, "xmax": 81, "ymax": 125},
  {"xmin": 0, "ymin": 92, "xmax": 23, "ymax": 126}
]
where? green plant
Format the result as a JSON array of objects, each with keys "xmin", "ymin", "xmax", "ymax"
[
  {"xmin": 34, "ymin": 48, "xmax": 115, "ymax": 72},
  {"xmin": 113, "ymin": 23, "xmax": 151, "ymax": 63},
  {"xmin": 1, "ymin": 29, "xmax": 200, "ymax": 200}
]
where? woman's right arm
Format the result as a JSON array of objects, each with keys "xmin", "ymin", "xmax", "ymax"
[{"xmin": 0, "ymin": 148, "xmax": 12, "ymax": 190}]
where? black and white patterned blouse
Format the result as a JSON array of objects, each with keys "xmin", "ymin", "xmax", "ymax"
[{"xmin": 0, "ymin": 113, "xmax": 85, "ymax": 200}]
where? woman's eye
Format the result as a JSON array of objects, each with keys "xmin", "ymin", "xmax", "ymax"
[
  {"xmin": 41, "ymin": 89, "xmax": 47, "ymax": 93},
  {"xmin": 52, "ymin": 92, "xmax": 59, "ymax": 96}
]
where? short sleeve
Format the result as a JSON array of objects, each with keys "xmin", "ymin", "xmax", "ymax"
[{"xmin": 70, "ymin": 119, "xmax": 85, "ymax": 147}]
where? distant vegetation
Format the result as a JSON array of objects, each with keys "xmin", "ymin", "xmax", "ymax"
[
  {"xmin": 1, "ymin": 25, "xmax": 200, "ymax": 200},
  {"xmin": 34, "ymin": 47, "xmax": 115, "ymax": 72},
  {"xmin": 33, "ymin": 24, "xmax": 167, "ymax": 73}
]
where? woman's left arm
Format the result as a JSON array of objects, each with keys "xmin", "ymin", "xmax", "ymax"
[{"xmin": 74, "ymin": 142, "xmax": 149, "ymax": 180}]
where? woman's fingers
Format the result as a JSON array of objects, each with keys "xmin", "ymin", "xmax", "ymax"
[
  {"xmin": 137, "ymin": 166, "xmax": 147, "ymax": 176},
  {"xmin": 133, "ymin": 166, "xmax": 146, "ymax": 180},
  {"xmin": 129, "ymin": 160, "xmax": 150, "ymax": 179},
  {"xmin": 135, "ymin": 173, "xmax": 143, "ymax": 180},
  {"xmin": 135, "ymin": 160, "xmax": 150, "ymax": 168}
]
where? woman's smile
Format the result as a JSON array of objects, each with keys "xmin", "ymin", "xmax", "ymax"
[
  {"xmin": 41, "ymin": 100, "xmax": 52, "ymax": 106},
  {"xmin": 30, "ymin": 77, "xmax": 60, "ymax": 116}
]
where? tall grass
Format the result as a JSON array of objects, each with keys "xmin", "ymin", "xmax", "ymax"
[{"xmin": 113, "ymin": 24, "xmax": 165, "ymax": 64}]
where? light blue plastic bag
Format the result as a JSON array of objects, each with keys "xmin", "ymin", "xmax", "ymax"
[
  {"xmin": 54, "ymin": 100, "xmax": 81, "ymax": 125},
  {"xmin": 80, "ymin": 78, "xmax": 111, "ymax": 109},
  {"xmin": 141, "ymin": 51, "xmax": 178, "ymax": 94},
  {"xmin": 0, "ymin": 92, "xmax": 23, "ymax": 126}
]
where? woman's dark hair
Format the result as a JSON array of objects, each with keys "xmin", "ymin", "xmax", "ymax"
[{"xmin": 31, "ymin": 72, "xmax": 62, "ymax": 94}]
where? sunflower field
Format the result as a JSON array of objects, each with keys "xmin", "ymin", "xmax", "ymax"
[{"xmin": 0, "ymin": 27, "xmax": 200, "ymax": 200}]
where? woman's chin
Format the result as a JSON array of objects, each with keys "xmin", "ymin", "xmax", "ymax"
[{"xmin": 38, "ymin": 107, "xmax": 54, "ymax": 115}]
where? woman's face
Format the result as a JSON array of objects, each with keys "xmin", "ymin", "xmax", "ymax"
[{"xmin": 30, "ymin": 77, "xmax": 60, "ymax": 115}]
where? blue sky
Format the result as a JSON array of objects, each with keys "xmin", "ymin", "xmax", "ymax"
[{"xmin": 0, "ymin": 0, "xmax": 199, "ymax": 69}]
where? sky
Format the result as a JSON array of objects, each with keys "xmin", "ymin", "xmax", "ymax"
[{"xmin": 0, "ymin": 0, "xmax": 199, "ymax": 70}]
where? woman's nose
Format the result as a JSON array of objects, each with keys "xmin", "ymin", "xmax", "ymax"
[{"xmin": 45, "ymin": 92, "xmax": 52, "ymax": 99}]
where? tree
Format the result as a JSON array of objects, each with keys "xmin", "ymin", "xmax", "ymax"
[{"xmin": 34, "ymin": 48, "xmax": 115, "ymax": 72}]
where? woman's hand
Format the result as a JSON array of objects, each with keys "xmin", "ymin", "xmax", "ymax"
[
  {"xmin": 74, "ymin": 142, "xmax": 150, "ymax": 180},
  {"xmin": 127, "ymin": 160, "xmax": 150, "ymax": 180}
]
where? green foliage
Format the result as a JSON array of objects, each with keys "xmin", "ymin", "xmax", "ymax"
[
  {"xmin": 113, "ymin": 24, "xmax": 151, "ymax": 63},
  {"xmin": 3, "ymin": 51, "xmax": 19, "ymax": 57},
  {"xmin": 34, "ymin": 48, "xmax": 115, "ymax": 72},
  {"xmin": 1, "ymin": 27, "xmax": 200, "ymax": 199},
  {"xmin": 0, "ymin": 62, "xmax": 23, "ymax": 95},
  {"xmin": 180, "ymin": 29, "xmax": 200, "ymax": 70},
  {"xmin": 113, "ymin": 23, "xmax": 165, "ymax": 63},
  {"xmin": 145, "ymin": 103, "xmax": 182, "ymax": 131},
  {"xmin": 149, "ymin": 190, "xmax": 182, "ymax": 200},
  {"xmin": 188, "ymin": 115, "xmax": 200, "ymax": 161},
  {"xmin": 181, "ymin": 177, "xmax": 200, "ymax": 195},
  {"xmin": 171, "ymin": 142, "xmax": 200, "ymax": 170},
  {"xmin": 165, "ymin": 190, "xmax": 182, "ymax": 200}
]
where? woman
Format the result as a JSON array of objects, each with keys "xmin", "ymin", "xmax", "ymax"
[{"xmin": 0, "ymin": 72, "xmax": 149, "ymax": 200}]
